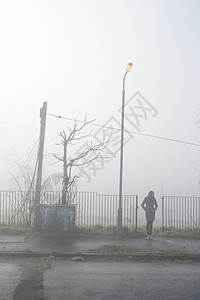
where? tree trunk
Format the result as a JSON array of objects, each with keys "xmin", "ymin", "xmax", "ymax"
[{"xmin": 62, "ymin": 140, "xmax": 67, "ymax": 204}]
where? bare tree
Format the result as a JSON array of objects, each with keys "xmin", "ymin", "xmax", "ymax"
[
  {"xmin": 8, "ymin": 160, "xmax": 38, "ymax": 228},
  {"xmin": 53, "ymin": 118, "xmax": 109, "ymax": 204}
]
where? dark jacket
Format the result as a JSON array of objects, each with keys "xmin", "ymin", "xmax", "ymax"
[{"xmin": 141, "ymin": 196, "xmax": 158, "ymax": 221}]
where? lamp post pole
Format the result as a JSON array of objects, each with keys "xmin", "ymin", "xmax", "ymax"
[{"xmin": 118, "ymin": 63, "xmax": 133, "ymax": 236}]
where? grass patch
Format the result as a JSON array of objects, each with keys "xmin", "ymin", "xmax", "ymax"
[
  {"xmin": 133, "ymin": 226, "xmax": 200, "ymax": 239},
  {"xmin": 0, "ymin": 225, "xmax": 199, "ymax": 239}
]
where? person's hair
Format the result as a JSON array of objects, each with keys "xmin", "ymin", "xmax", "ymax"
[{"xmin": 147, "ymin": 191, "xmax": 154, "ymax": 198}]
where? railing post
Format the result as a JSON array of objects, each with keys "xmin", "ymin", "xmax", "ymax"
[
  {"xmin": 135, "ymin": 195, "xmax": 138, "ymax": 232},
  {"xmin": 198, "ymin": 197, "xmax": 200, "ymax": 228},
  {"xmin": 162, "ymin": 196, "xmax": 164, "ymax": 232}
]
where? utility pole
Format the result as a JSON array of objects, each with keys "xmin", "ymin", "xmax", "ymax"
[{"xmin": 35, "ymin": 102, "xmax": 47, "ymax": 206}]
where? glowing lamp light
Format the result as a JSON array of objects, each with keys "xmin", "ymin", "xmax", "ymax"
[{"xmin": 126, "ymin": 62, "xmax": 133, "ymax": 72}]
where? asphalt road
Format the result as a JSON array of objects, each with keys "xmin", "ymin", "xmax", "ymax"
[{"xmin": 0, "ymin": 260, "xmax": 200, "ymax": 300}]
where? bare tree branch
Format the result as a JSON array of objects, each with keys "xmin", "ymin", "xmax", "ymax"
[
  {"xmin": 52, "ymin": 154, "xmax": 64, "ymax": 162},
  {"xmin": 53, "ymin": 116, "xmax": 110, "ymax": 204}
]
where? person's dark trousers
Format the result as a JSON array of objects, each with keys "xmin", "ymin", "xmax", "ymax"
[{"xmin": 147, "ymin": 220, "xmax": 153, "ymax": 235}]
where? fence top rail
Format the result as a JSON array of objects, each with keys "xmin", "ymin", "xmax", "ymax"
[
  {"xmin": 0, "ymin": 191, "xmax": 138, "ymax": 197},
  {"xmin": 162, "ymin": 195, "xmax": 200, "ymax": 200},
  {"xmin": 97, "ymin": 194, "xmax": 138, "ymax": 197}
]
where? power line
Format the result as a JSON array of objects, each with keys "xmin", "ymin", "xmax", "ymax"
[{"xmin": 47, "ymin": 112, "xmax": 200, "ymax": 147}]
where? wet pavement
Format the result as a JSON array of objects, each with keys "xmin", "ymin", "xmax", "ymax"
[
  {"xmin": 1, "ymin": 261, "xmax": 200, "ymax": 300},
  {"xmin": 0, "ymin": 233, "xmax": 200, "ymax": 256},
  {"xmin": 1, "ymin": 234, "xmax": 200, "ymax": 299}
]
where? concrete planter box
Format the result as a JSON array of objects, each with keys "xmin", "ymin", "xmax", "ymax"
[{"xmin": 35, "ymin": 204, "xmax": 75, "ymax": 232}]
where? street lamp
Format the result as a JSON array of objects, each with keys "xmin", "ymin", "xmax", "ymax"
[{"xmin": 118, "ymin": 62, "xmax": 133, "ymax": 236}]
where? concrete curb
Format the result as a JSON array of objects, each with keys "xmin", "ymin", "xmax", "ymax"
[{"xmin": 0, "ymin": 251, "xmax": 200, "ymax": 261}]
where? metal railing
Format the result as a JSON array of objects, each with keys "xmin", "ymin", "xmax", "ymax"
[
  {"xmin": 0, "ymin": 191, "xmax": 34, "ymax": 229},
  {"xmin": 162, "ymin": 196, "xmax": 200, "ymax": 231},
  {"xmin": 0, "ymin": 191, "xmax": 138, "ymax": 230}
]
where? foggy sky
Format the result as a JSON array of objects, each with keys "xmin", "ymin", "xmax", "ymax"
[{"xmin": 0, "ymin": 0, "xmax": 200, "ymax": 206}]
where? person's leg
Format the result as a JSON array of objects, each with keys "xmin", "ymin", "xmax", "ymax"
[
  {"xmin": 146, "ymin": 221, "xmax": 148, "ymax": 235},
  {"xmin": 146, "ymin": 221, "xmax": 150, "ymax": 239},
  {"xmin": 149, "ymin": 221, "xmax": 153, "ymax": 236},
  {"xmin": 147, "ymin": 221, "xmax": 151, "ymax": 235}
]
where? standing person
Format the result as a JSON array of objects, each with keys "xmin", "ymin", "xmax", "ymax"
[{"xmin": 141, "ymin": 191, "xmax": 158, "ymax": 239}]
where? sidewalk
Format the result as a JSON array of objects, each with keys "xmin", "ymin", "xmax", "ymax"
[{"xmin": 0, "ymin": 233, "xmax": 200, "ymax": 260}]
